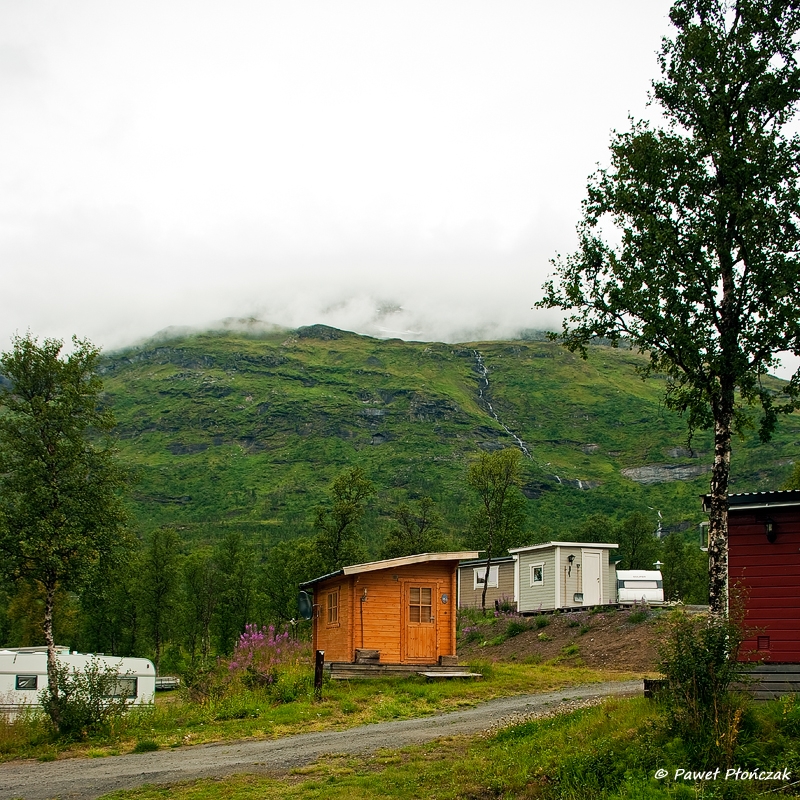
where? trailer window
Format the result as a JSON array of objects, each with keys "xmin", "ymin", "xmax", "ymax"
[
  {"xmin": 105, "ymin": 677, "xmax": 138, "ymax": 699},
  {"xmin": 530, "ymin": 563, "xmax": 544, "ymax": 586},
  {"xmin": 15, "ymin": 675, "xmax": 37, "ymax": 690},
  {"xmin": 623, "ymin": 581, "xmax": 658, "ymax": 589}
]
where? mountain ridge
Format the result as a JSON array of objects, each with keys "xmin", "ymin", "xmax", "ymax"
[{"xmin": 99, "ymin": 325, "xmax": 799, "ymax": 552}]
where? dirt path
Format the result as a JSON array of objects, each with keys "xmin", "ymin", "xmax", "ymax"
[{"xmin": 0, "ymin": 680, "xmax": 641, "ymax": 800}]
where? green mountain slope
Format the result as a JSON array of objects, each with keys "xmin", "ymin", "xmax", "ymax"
[{"xmin": 100, "ymin": 325, "xmax": 799, "ymax": 552}]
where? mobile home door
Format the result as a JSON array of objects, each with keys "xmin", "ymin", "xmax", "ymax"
[{"xmin": 582, "ymin": 550, "xmax": 602, "ymax": 606}]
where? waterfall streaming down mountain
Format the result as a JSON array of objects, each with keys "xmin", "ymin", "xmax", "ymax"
[{"xmin": 473, "ymin": 350, "xmax": 532, "ymax": 459}]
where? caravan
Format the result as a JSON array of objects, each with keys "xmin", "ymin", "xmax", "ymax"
[
  {"xmin": 0, "ymin": 646, "xmax": 155, "ymax": 715},
  {"xmin": 616, "ymin": 570, "xmax": 664, "ymax": 605}
]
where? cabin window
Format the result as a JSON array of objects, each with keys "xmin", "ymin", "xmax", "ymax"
[
  {"xmin": 473, "ymin": 566, "xmax": 499, "ymax": 590},
  {"xmin": 530, "ymin": 563, "xmax": 544, "ymax": 586},
  {"xmin": 105, "ymin": 677, "xmax": 138, "ymax": 699},
  {"xmin": 327, "ymin": 589, "xmax": 340, "ymax": 626},
  {"xmin": 409, "ymin": 587, "xmax": 433, "ymax": 623},
  {"xmin": 15, "ymin": 675, "xmax": 37, "ymax": 690}
]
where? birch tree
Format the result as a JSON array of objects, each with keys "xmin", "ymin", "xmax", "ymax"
[
  {"xmin": 0, "ymin": 334, "xmax": 129, "ymax": 728},
  {"xmin": 537, "ymin": 0, "xmax": 800, "ymax": 615}
]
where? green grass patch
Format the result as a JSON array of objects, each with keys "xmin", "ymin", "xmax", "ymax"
[
  {"xmin": 98, "ymin": 695, "xmax": 800, "ymax": 800},
  {"xmin": 0, "ymin": 662, "xmax": 637, "ymax": 762}
]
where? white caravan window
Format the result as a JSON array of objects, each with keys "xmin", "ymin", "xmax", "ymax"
[
  {"xmin": 473, "ymin": 566, "xmax": 499, "ymax": 590},
  {"xmin": 105, "ymin": 677, "xmax": 138, "ymax": 699},
  {"xmin": 530, "ymin": 563, "xmax": 544, "ymax": 586}
]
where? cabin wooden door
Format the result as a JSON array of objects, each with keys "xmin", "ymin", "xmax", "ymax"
[{"xmin": 402, "ymin": 583, "xmax": 438, "ymax": 663}]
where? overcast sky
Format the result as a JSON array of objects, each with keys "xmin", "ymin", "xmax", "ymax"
[{"xmin": 2, "ymin": 1, "xmax": 796, "ymax": 376}]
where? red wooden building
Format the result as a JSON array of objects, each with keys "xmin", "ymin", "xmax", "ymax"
[
  {"xmin": 300, "ymin": 551, "xmax": 478, "ymax": 676},
  {"xmin": 704, "ymin": 490, "xmax": 800, "ymax": 697}
]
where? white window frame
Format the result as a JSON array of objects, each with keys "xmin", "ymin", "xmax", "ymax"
[
  {"xmin": 473, "ymin": 565, "xmax": 499, "ymax": 590},
  {"xmin": 530, "ymin": 562, "xmax": 545, "ymax": 587}
]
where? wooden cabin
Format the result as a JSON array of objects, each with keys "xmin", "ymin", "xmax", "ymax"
[
  {"xmin": 457, "ymin": 556, "xmax": 516, "ymax": 610},
  {"xmin": 704, "ymin": 490, "xmax": 800, "ymax": 698},
  {"xmin": 509, "ymin": 542, "xmax": 619, "ymax": 613},
  {"xmin": 301, "ymin": 552, "xmax": 478, "ymax": 674}
]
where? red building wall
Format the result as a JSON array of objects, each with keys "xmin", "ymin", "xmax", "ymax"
[{"xmin": 728, "ymin": 506, "xmax": 800, "ymax": 663}]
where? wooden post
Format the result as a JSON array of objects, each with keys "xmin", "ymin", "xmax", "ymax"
[{"xmin": 314, "ymin": 650, "xmax": 325, "ymax": 700}]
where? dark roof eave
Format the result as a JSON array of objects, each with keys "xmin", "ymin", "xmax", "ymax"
[
  {"xmin": 299, "ymin": 569, "xmax": 344, "ymax": 590},
  {"xmin": 701, "ymin": 489, "xmax": 800, "ymax": 513}
]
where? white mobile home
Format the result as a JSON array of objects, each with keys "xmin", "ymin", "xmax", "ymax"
[
  {"xmin": 510, "ymin": 542, "xmax": 619, "ymax": 613},
  {"xmin": 0, "ymin": 646, "xmax": 155, "ymax": 715},
  {"xmin": 616, "ymin": 570, "xmax": 664, "ymax": 605}
]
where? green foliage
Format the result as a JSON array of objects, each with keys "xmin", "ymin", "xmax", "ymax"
[
  {"xmin": 313, "ymin": 467, "xmax": 375, "ymax": 573},
  {"xmin": 661, "ymin": 531, "xmax": 708, "ymax": 603},
  {"xmin": 657, "ymin": 610, "xmax": 749, "ymax": 764},
  {"xmin": 381, "ymin": 496, "xmax": 444, "ymax": 558},
  {"xmin": 39, "ymin": 657, "xmax": 133, "ymax": 740},
  {"xmin": 617, "ymin": 512, "xmax": 661, "ymax": 571},
  {"xmin": 466, "ymin": 448, "xmax": 526, "ymax": 610},
  {"xmin": 505, "ymin": 620, "xmax": 528, "ymax": 638},
  {"xmin": 534, "ymin": 615, "xmax": 551, "ymax": 629},
  {"xmin": 140, "ymin": 527, "xmax": 182, "ymax": 671},
  {"xmin": 212, "ymin": 531, "xmax": 256, "ymax": 655},
  {"xmin": 781, "ymin": 461, "xmax": 800, "ymax": 489},
  {"xmin": 132, "ymin": 739, "xmax": 159, "ymax": 753},
  {"xmin": 261, "ymin": 537, "xmax": 320, "ymax": 624}
]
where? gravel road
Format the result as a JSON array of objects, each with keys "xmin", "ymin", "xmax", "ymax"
[{"xmin": 1, "ymin": 680, "xmax": 641, "ymax": 800}]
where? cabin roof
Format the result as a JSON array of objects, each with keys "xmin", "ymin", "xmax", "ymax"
[
  {"xmin": 508, "ymin": 541, "xmax": 619, "ymax": 555},
  {"xmin": 300, "ymin": 551, "xmax": 480, "ymax": 589},
  {"xmin": 458, "ymin": 555, "xmax": 516, "ymax": 567},
  {"xmin": 701, "ymin": 490, "xmax": 800, "ymax": 513}
]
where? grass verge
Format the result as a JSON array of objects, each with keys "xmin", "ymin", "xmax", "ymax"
[
  {"xmin": 0, "ymin": 663, "xmax": 637, "ymax": 762},
  {"xmin": 98, "ymin": 694, "xmax": 800, "ymax": 800}
]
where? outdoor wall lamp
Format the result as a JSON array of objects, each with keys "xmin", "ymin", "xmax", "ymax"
[
  {"xmin": 567, "ymin": 553, "xmax": 575, "ymax": 576},
  {"xmin": 765, "ymin": 518, "xmax": 776, "ymax": 543}
]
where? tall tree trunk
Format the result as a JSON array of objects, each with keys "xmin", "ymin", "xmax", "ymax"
[
  {"xmin": 480, "ymin": 553, "xmax": 493, "ymax": 612},
  {"xmin": 708, "ymin": 392, "xmax": 734, "ymax": 617},
  {"xmin": 42, "ymin": 580, "xmax": 61, "ymax": 729}
]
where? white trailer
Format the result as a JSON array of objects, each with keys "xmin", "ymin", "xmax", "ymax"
[
  {"xmin": 0, "ymin": 646, "xmax": 156, "ymax": 715},
  {"xmin": 616, "ymin": 570, "xmax": 664, "ymax": 605}
]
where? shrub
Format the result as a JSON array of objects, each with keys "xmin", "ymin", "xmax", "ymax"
[
  {"xmin": 628, "ymin": 609, "xmax": 650, "ymax": 624},
  {"xmin": 229, "ymin": 624, "xmax": 305, "ymax": 689},
  {"xmin": 657, "ymin": 610, "xmax": 749, "ymax": 765},
  {"xmin": 460, "ymin": 625, "xmax": 483, "ymax": 644},
  {"xmin": 533, "ymin": 615, "xmax": 550, "ymax": 629},
  {"xmin": 496, "ymin": 595, "xmax": 515, "ymax": 613},
  {"xmin": 505, "ymin": 620, "xmax": 528, "ymax": 638},
  {"xmin": 132, "ymin": 739, "xmax": 159, "ymax": 753},
  {"xmin": 39, "ymin": 657, "xmax": 133, "ymax": 740}
]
